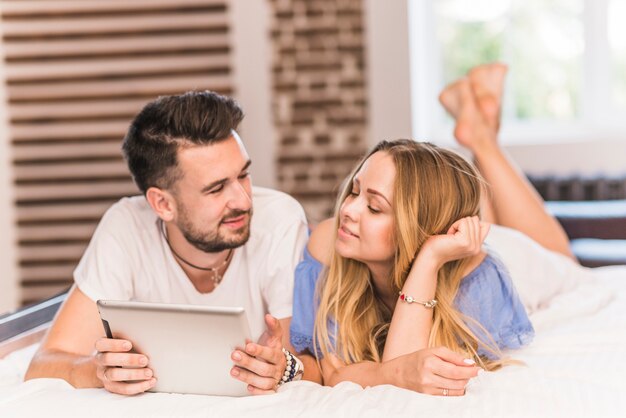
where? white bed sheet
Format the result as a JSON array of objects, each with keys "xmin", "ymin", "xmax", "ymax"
[{"xmin": 1, "ymin": 265, "xmax": 625, "ymax": 418}]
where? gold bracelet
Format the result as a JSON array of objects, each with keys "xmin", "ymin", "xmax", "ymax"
[{"xmin": 398, "ymin": 291, "xmax": 437, "ymax": 308}]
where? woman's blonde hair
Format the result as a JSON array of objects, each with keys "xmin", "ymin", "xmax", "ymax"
[{"xmin": 314, "ymin": 139, "xmax": 505, "ymax": 370}]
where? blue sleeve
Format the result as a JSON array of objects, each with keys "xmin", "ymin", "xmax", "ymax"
[
  {"xmin": 454, "ymin": 255, "xmax": 535, "ymax": 359},
  {"xmin": 290, "ymin": 248, "xmax": 324, "ymax": 355}
]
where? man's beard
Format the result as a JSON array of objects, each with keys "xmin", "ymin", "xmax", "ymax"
[{"xmin": 177, "ymin": 208, "xmax": 252, "ymax": 253}]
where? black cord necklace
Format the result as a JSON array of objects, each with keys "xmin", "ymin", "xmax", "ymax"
[{"xmin": 159, "ymin": 219, "xmax": 233, "ymax": 285}]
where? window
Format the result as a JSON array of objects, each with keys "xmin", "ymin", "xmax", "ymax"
[{"xmin": 410, "ymin": 0, "xmax": 626, "ymax": 144}]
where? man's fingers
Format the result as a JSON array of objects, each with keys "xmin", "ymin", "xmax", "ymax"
[
  {"xmin": 232, "ymin": 350, "xmax": 282, "ymax": 381},
  {"xmin": 264, "ymin": 314, "xmax": 282, "ymax": 338},
  {"xmin": 96, "ymin": 352, "xmax": 149, "ymax": 368},
  {"xmin": 95, "ymin": 337, "xmax": 132, "ymax": 353},
  {"xmin": 247, "ymin": 385, "xmax": 276, "ymax": 395},
  {"xmin": 230, "ymin": 366, "xmax": 277, "ymax": 391},
  {"xmin": 102, "ymin": 378, "xmax": 157, "ymax": 396},
  {"xmin": 103, "ymin": 366, "xmax": 154, "ymax": 382},
  {"xmin": 244, "ymin": 343, "xmax": 283, "ymax": 366}
]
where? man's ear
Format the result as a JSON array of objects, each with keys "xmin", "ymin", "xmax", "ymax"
[{"xmin": 146, "ymin": 187, "xmax": 176, "ymax": 222}]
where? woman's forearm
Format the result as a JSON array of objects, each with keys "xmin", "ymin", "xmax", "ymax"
[{"xmin": 382, "ymin": 259, "xmax": 438, "ymax": 361}]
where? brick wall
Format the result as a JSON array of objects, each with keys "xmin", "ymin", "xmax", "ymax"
[{"xmin": 269, "ymin": 0, "xmax": 368, "ymax": 223}]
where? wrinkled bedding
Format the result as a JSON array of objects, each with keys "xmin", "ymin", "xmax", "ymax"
[{"xmin": 1, "ymin": 226, "xmax": 625, "ymax": 417}]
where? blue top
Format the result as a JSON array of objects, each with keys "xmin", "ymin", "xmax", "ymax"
[{"xmin": 290, "ymin": 248, "xmax": 534, "ymax": 359}]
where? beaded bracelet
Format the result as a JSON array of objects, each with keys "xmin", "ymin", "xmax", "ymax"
[
  {"xmin": 277, "ymin": 348, "xmax": 297, "ymax": 387},
  {"xmin": 398, "ymin": 291, "xmax": 438, "ymax": 308}
]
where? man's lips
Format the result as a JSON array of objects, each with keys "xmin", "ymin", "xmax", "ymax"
[{"xmin": 221, "ymin": 214, "xmax": 248, "ymax": 228}]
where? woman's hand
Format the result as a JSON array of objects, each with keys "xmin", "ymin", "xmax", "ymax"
[
  {"xmin": 319, "ymin": 346, "xmax": 479, "ymax": 396},
  {"xmin": 383, "ymin": 346, "xmax": 479, "ymax": 396},
  {"xmin": 418, "ymin": 216, "xmax": 490, "ymax": 269}
]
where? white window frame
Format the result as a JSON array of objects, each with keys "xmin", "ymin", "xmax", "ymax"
[{"xmin": 407, "ymin": 0, "xmax": 626, "ymax": 147}]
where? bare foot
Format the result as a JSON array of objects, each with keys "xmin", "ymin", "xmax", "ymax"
[
  {"xmin": 439, "ymin": 78, "xmax": 492, "ymax": 151},
  {"xmin": 468, "ymin": 63, "xmax": 507, "ymax": 133},
  {"xmin": 438, "ymin": 77, "xmax": 467, "ymax": 120}
]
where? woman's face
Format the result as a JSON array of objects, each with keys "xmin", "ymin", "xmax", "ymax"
[{"xmin": 335, "ymin": 151, "xmax": 396, "ymax": 266}]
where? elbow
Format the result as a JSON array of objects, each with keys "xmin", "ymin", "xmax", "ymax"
[{"xmin": 24, "ymin": 355, "xmax": 43, "ymax": 381}]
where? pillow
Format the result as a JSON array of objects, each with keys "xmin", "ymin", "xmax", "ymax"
[{"xmin": 484, "ymin": 225, "xmax": 592, "ymax": 314}]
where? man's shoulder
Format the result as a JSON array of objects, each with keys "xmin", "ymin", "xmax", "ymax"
[{"xmin": 99, "ymin": 195, "xmax": 155, "ymax": 229}]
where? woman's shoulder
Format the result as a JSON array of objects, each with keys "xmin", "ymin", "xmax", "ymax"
[
  {"xmin": 307, "ymin": 218, "xmax": 335, "ymax": 265},
  {"xmin": 459, "ymin": 252, "xmax": 515, "ymax": 299}
]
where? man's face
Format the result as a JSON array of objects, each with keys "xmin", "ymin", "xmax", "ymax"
[{"xmin": 170, "ymin": 133, "xmax": 253, "ymax": 253}]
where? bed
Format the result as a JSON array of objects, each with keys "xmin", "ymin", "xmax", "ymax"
[{"xmin": 1, "ymin": 225, "xmax": 625, "ymax": 417}]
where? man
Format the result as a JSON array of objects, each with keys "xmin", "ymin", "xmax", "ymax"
[{"xmin": 25, "ymin": 91, "xmax": 309, "ymax": 395}]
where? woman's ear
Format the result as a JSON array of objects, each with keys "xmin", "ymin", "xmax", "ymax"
[{"xmin": 145, "ymin": 187, "xmax": 176, "ymax": 222}]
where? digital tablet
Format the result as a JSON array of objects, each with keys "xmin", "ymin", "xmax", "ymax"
[{"xmin": 96, "ymin": 300, "xmax": 252, "ymax": 397}]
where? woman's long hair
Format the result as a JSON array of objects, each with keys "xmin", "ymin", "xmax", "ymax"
[{"xmin": 314, "ymin": 139, "xmax": 505, "ymax": 370}]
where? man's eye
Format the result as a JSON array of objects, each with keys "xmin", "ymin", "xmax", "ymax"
[
  {"xmin": 238, "ymin": 172, "xmax": 250, "ymax": 180},
  {"xmin": 209, "ymin": 184, "xmax": 224, "ymax": 194}
]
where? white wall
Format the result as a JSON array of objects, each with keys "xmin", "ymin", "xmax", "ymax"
[
  {"xmin": 230, "ymin": 0, "xmax": 276, "ymax": 188},
  {"xmin": 363, "ymin": 0, "xmax": 413, "ymax": 147}
]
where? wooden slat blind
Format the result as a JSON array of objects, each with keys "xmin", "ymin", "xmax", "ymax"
[{"xmin": 0, "ymin": 0, "xmax": 234, "ymax": 305}]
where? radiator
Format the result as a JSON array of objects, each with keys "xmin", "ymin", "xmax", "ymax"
[{"xmin": 528, "ymin": 176, "xmax": 626, "ymax": 201}]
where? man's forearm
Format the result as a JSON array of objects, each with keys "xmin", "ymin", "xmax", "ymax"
[{"xmin": 25, "ymin": 350, "xmax": 101, "ymax": 388}]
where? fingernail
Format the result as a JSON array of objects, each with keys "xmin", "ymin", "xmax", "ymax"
[
  {"xmin": 463, "ymin": 358, "xmax": 476, "ymax": 365},
  {"xmin": 232, "ymin": 351, "xmax": 242, "ymax": 361},
  {"xmin": 123, "ymin": 342, "xmax": 131, "ymax": 350},
  {"xmin": 144, "ymin": 369, "xmax": 152, "ymax": 378},
  {"xmin": 231, "ymin": 368, "xmax": 239, "ymax": 377},
  {"xmin": 140, "ymin": 357, "xmax": 148, "ymax": 366}
]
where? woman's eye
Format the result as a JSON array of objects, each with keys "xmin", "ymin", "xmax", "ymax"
[
  {"xmin": 349, "ymin": 190, "xmax": 359, "ymax": 196},
  {"xmin": 368, "ymin": 206, "xmax": 381, "ymax": 214}
]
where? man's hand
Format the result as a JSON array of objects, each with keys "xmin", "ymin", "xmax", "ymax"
[
  {"xmin": 383, "ymin": 346, "xmax": 480, "ymax": 396},
  {"xmin": 230, "ymin": 314, "xmax": 287, "ymax": 395},
  {"xmin": 94, "ymin": 337, "xmax": 156, "ymax": 395}
]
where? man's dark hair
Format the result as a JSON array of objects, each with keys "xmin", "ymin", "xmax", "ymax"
[{"xmin": 122, "ymin": 90, "xmax": 244, "ymax": 194}]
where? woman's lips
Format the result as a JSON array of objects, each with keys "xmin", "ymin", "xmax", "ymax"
[{"xmin": 338, "ymin": 225, "xmax": 359, "ymax": 239}]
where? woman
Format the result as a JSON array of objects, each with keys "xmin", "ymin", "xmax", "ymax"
[{"xmin": 290, "ymin": 139, "xmax": 534, "ymax": 396}]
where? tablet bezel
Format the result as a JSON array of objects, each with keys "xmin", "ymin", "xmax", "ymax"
[{"xmin": 97, "ymin": 299, "xmax": 252, "ymax": 396}]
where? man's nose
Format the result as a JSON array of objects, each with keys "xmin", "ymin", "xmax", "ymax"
[{"xmin": 227, "ymin": 180, "xmax": 252, "ymax": 210}]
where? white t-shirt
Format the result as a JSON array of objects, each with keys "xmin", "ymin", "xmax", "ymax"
[{"xmin": 74, "ymin": 187, "xmax": 309, "ymax": 341}]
